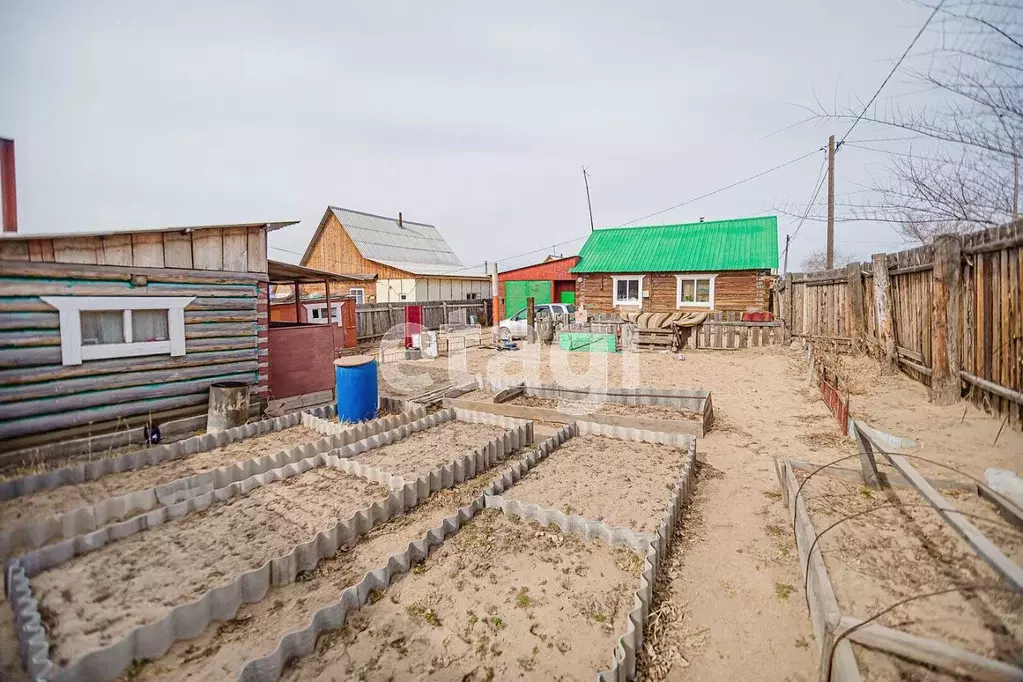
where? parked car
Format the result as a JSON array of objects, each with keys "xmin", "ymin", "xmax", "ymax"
[{"xmin": 498, "ymin": 303, "xmax": 575, "ymax": 340}]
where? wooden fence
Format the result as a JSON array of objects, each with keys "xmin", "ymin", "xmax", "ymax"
[
  {"xmin": 775, "ymin": 220, "xmax": 1023, "ymax": 430},
  {"xmin": 357, "ymin": 300, "xmax": 492, "ymax": 341}
]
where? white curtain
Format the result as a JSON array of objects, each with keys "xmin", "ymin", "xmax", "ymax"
[
  {"xmin": 80, "ymin": 311, "xmax": 124, "ymax": 345},
  {"xmin": 132, "ymin": 310, "xmax": 169, "ymax": 342}
]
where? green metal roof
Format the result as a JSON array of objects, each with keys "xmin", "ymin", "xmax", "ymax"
[{"xmin": 570, "ymin": 216, "xmax": 779, "ymax": 273}]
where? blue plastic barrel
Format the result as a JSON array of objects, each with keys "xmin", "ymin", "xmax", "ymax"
[{"xmin": 334, "ymin": 355, "xmax": 378, "ymax": 423}]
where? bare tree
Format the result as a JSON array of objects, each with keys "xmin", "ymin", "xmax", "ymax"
[
  {"xmin": 809, "ymin": 0, "xmax": 1021, "ymax": 242},
  {"xmin": 800, "ymin": 248, "xmax": 858, "ymax": 272}
]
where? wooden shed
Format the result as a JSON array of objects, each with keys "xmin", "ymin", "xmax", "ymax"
[
  {"xmin": 497, "ymin": 255, "xmax": 580, "ymax": 319},
  {"xmin": 0, "ymin": 221, "xmax": 295, "ymax": 455}
]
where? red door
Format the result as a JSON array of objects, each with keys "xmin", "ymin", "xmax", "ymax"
[{"xmin": 404, "ymin": 305, "xmax": 423, "ymax": 348}]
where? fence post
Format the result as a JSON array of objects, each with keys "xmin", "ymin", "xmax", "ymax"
[
  {"xmin": 872, "ymin": 253, "xmax": 897, "ymax": 375},
  {"xmin": 930, "ymin": 235, "xmax": 962, "ymax": 405},
  {"xmin": 845, "ymin": 262, "xmax": 865, "ymax": 352},
  {"xmin": 783, "ymin": 274, "xmax": 794, "ymax": 344}
]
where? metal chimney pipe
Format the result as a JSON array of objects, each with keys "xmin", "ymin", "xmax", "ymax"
[
  {"xmin": 398, "ymin": 212, "xmax": 403, "ymax": 228},
  {"xmin": 0, "ymin": 138, "xmax": 16, "ymax": 234}
]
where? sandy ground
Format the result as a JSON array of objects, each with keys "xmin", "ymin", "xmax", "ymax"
[
  {"xmin": 281, "ymin": 508, "xmax": 640, "ymax": 681},
  {"xmin": 32, "ymin": 466, "xmax": 390, "ymax": 667},
  {"xmin": 830, "ymin": 353, "xmax": 1023, "ymax": 478},
  {"xmin": 801, "ymin": 473, "xmax": 1023, "ymax": 667},
  {"xmin": 119, "ymin": 458, "xmax": 521, "ymax": 681},
  {"xmin": 351, "ymin": 421, "xmax": 508, "ymax": 481},
  {"xmin": 503, "ymin": 434, "xmax": 686, "ymax": 533},
  {"xmin": 456, "ymin": 389, "xmax": 702, "ymax": 420},
  {"xmin": 0, "ymin": 426, "xmax": 324, "ymax": 533}
]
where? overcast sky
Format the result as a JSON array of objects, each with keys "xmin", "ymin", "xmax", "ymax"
[{"xmin": 1, "ymin": 1, "xmax": 942, "ymax": 271}]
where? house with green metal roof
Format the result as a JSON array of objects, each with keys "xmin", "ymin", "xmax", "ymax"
[{"xmin": 570, "ymin": 216, "xmax": 779, "ymax": 314}]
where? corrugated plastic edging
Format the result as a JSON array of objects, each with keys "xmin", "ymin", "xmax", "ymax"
[
  {"xmin": 0, "ymin": 405, "xmax": 338, "ymax": 504},
  {"xmin": 485, "ymin": 423, "xmax": 697, "ymax": 681},
  {"xmin": 235, "ymin": 423, "xmax": 577, "ymax": 682},
  {"xmin": 486, "ymin": 379, "xmax": 711, "ymax": 413},
  {"xmin": 6, "ymin": 414, "xmax": 530, "ymax": 682},
  {"xmin": 0, "ymin": 408, "xmax": 426, "ymax": 561}
]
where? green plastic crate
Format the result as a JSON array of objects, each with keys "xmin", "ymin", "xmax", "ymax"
[{"xmin": 559, "ymin": 332, "xmax": 616, "ymax": 352}]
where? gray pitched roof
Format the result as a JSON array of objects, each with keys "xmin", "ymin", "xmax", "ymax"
[{"xmin": 302, "ymin": 206, "xmax": 488, "ymax": 278}]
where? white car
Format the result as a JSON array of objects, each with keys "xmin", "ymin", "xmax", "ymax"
[{"xmin": 498, "ymin": 303, "xmax": 575, "ymax": 340}]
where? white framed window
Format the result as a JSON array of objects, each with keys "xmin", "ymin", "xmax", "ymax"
[
  {"xmin": 303, "ymin": 302, "xmax": 343, "ymax": 325},
  {"xmin": 612, "ymin": 275, "xmax": 644, "ymax": 306},
  {"xmin": 675, "ymin": 274, "xmax": 716, "ymax": 308},
  {"xmin": 42, "ymin": 296, "xmax": 194, "ymax": 366},
  {"xmin": 348, "ymin": 288, "xmax": 365, "ymax": 305}
]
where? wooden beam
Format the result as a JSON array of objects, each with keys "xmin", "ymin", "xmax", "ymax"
[
  {"xmin": 845, "ymin": 262, "xmax": 865, "ymax": 351},
  {"xmin": 930, "ymin": 235, "xmax": 962, "ymax": 405},
  {"xmin": 493, "ymin": 383, "xmax": 526, "ymax": 404},
  {"xmin": 0, "ymin": 258, "xmax": 266, "ymax": 283},
  {"xmin": 872, "ymin": 253, "xmax": 897, "ymax": 375},
  {"xmin": 781, "ymin": 462, "xmax": 862, "ymax": 682},
  {"xmin": 837, "ymin": 617, "xmax": 1023, "ymax": 681},
  {"xmin": 852, "ymin": 423, "xmax": 880, "ymax": 488},
  {"xmin": 960, "ymin": 370, "xmax": 1023, "ymax": 405},
  {"xmin": 882, "ymin": 451, "xmax": 1023, "ymax": 591}
]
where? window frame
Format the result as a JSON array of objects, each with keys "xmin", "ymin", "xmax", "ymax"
[
  {"xmin": 611, "ymin": 275, "xmax": 644, "ymax": 307},
  {"xmin": 675, "ymin": 273, "xmax": 717, "ymax": 309},
  {"xmin": 348, "ymin": 287, "xmax": 365, "ymax": 305},
  {"xmin": 303, "ymin": 302, "xmax": 343, "ymax": 325},
  {"xmin": 41, "ymin": 296, "xmax": 195, "ymax": 366}
]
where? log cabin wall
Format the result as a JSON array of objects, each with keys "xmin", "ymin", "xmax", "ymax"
[
  {"xmin": 0, "ymin": 226, "xmax": 270, "ymax": 452},
  {"xmin": 577, "ymin": 270, "xmax": 772, "ymax": 315}
]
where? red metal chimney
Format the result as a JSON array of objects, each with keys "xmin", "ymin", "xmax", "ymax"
[
  {"xmin": 0, "ymin": 138, "xmax": 16, "ymax": 234},
  {"xmin": 398, "ymin": 212, "xmax": 403, "ymax": 228}
]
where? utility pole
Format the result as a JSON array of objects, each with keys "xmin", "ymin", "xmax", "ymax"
[
  {"xmin": 783, "ymin": 233, "xmax": 790, "ymax": 275},
  {"xmin": 826, "ymin": 134, "xmax": 836, "ymax": 269},
  {"xmin": 582, "ymin": 166, "xmax": 595, "ymax": 232}
]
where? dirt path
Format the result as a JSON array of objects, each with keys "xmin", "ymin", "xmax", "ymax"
[
  {"xmin": 33, "ymin": 466, "xmax": 389, "ymax": 667},
  {"xmin": 0, "ymin": 425, "xmax": 324, "ymax": 531}
]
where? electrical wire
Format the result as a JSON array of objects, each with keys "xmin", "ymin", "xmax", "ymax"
[
  {"xmin": 614, "ymin": 147, "xmax": 824, "ymax": 228},
  {"xmin": 838, "ymin": 0, "xmax": 946, "ymax": 145},
  {"xmin": 270, "ymin": 146, "xmax": 824, "ymax": 274}
]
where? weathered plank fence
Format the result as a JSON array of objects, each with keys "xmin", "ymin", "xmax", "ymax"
[
  {"xmin": 357, "ymin": 300, "xmax": 492, "ymax": 341},
  {"xmin": 775, "ymin": 220, "xmax": 1023, "ymax": 430}
]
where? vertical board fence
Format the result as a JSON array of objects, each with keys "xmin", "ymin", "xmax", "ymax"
[
  {"xmin": 775, "ymin": 220, "xmax": 1023, "ymax": 430},
  {"xmin": 356, "ymin": 300, "xmax": 492, "ymax": 341}
]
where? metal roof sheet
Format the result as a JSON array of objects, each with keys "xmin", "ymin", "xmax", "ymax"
[
  {"xmin": 570, "ymin": 216, "xmax": 779, "ymax": 273},
  {"xmin": 0, "ymin": 221, "xmax": 298, "ymax": 241},
  {"xmin": 329, "ymin": 207, "xmax": 463, "ymax": 268},
  {"xmin": 371, "ymin": 259, "xmax": 491, "ymax": 279}
]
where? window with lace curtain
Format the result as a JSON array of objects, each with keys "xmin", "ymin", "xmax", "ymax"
[{"xmin": 42, "ymin": 296, "xmax": 195, "ymax": 366}]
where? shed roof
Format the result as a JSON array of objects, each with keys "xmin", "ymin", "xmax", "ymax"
[
  {"xmin": 267, "ymin": 259, "xmax": 375, "ymax": 283},
  {"xmin": 0, "ymin": 221, "xmax": 298, "ymax": 241},
  {"xmin": 570, "ymin": 216, "xmax": 778, "ymax": 273}
]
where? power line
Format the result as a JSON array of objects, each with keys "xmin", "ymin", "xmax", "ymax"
[
  {"xmin": 839, "ymin": 0, "xmax": 946, "ymax": 145},
  {"xmin": 272, "ymin": 147, "xmax": 824, "ymax": 275},
  {"xmin": 782, "ymin": 154, "xmax": 829, "ymax": 265},
  {"xmin": 615, "ymin": 147, "xmax": 824, "ymax": 228}
]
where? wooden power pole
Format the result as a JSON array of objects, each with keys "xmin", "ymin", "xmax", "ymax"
[
  {"xmin": 582, "ymin": 166, "xmax": 595, "ymax": 232},
  {"xmin": 826, "ymin": 134, "xmax": 836, "ymax": 269},
  {"xmin": 782, "ymin": 233, "xmax": 790, "ymax": 275}
]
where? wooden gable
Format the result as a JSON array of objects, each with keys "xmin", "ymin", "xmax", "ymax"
[{"xmin": 301, "ymin": 211, "xmax": 413, "ymax": 279}]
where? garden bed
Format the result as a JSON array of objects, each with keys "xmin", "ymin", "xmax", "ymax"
[
  {"xmin": 280, "ymin": 508, "xmax": 642, "ymax": 680},
  {"xmin": 501, "ymin": 434, "xmax": 689, "ymax": 533},
  {"xmin": 32, "ymin": 467, "xmax": 391, "ymax": 667},
  {"xmin": 0, "ymin": 425, "xmax": 323, "ymax": 531},
  {"xmin": 119, "ymin": 462, "xmax": 522, "ymax": 681}
]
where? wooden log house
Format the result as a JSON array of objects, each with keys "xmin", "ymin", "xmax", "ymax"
[
  {"xmin": 573, "ymin": 216, "xmax": 778, "ymax": 315},
  {"xmin": 0, "ymin": 221, "xmax": 296, "ymax": 455}
]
